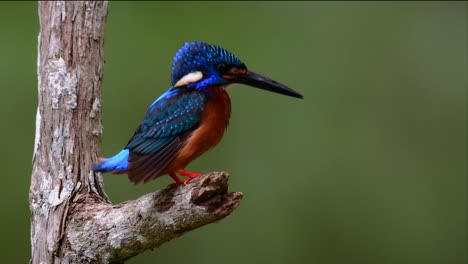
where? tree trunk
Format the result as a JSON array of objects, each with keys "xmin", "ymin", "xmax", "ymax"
[{"xmin": 30, "ymin": 2, "xmax": 242, "ymax": 263}]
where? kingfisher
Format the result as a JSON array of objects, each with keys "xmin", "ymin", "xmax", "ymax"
[{"xmin": 93, "ymin": 41, "xmax": 303, "ymax": 186}]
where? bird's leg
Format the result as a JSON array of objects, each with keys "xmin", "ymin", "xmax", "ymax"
[
  {"xmin": 178, "ymin": 169, "xmax": 203, "ymax": 185},
  {"xmin": 168, "ymin": 172, "xmax": 183, "ymax": 187},
  {"xmin": 178, "ymin": 169, "xmax": 203, "ymax": 178}
]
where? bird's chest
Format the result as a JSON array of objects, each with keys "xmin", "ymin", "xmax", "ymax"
[{"xmin": 182, "ymin": 87, "xmax": 231, "ymax": 159}]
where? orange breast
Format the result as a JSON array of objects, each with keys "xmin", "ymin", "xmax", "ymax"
[{"xmin": 161, "ymin": 87, "xmax": 231, "ymax": 174}]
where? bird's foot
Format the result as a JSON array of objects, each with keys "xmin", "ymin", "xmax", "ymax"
[
  {"xmin": 178, "ymin": 169, "xmax": 203, "ymax": 185},
  {"xmin": 168, "ymin": 172, "xmax": 183, "ymax": 187}
]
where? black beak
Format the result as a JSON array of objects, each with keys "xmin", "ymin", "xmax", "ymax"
[{"xmin": 234, "ymin": 71, "xmax": 303, "ymax": 99}]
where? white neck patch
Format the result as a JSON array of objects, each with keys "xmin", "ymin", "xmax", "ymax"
[{"xmin": 174, "ymin": 71, "xmax": 203, "ymax": 87}]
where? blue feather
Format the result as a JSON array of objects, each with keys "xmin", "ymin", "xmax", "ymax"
[
  {"xmin": 92, "ymin": 149, "xmax": 129, "ymax": 172},
  {"xmin": 125, "ymin": 89, "xmax": 206, "ymax": 155}
]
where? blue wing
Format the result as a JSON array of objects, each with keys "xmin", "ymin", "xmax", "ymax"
[{"xmin": 126, "ymin": 88, "xmax": 206, "ymax": 184}]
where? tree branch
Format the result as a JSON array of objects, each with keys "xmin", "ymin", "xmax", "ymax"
[
  {"xmin": 30, "ymin": 2, "xmax": 242, "ymax": 263},
  {"xmin": 66, "ymin": 172, "xmax": 242, "ymax": 263}
]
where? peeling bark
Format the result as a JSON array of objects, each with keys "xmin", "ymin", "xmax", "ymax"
[{"xmin": 30, "ymin": 2, "xmax": 242, "ymax": 263}]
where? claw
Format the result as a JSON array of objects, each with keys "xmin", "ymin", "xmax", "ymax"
[
  {"xmin": 178, "ymin": 169, "xmax": 203, "ymax": 185},
  {"xmin": 183, "ymin": 178, "xmax": 191, "ymax": 185},
  {"xmin": 167, "ymin": 169, "xmax": 203, "ymax": 187},
  {"xmin": 167, "ymin": 172, "xmax": 183, "ymax": 187}
]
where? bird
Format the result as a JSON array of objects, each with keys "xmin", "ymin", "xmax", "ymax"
[{"xmin": 92, "ymin": 41, "xmax": 303, "ymax": 186}]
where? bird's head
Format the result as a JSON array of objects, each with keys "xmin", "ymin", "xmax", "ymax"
[{"xmin": 171, "ymin": 41, "xmax": 303, "ymax": 99}]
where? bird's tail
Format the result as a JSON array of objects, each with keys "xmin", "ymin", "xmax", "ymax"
[{"xmin": 92, "ymin": 149, "xmax": 129, "ymax": 173}]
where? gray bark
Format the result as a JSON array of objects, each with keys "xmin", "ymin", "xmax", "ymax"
[{"xmin": 30, "ymin": 2, "xmax": 242, "ymax": 263}]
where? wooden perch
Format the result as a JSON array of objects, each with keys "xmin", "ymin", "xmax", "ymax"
[
  {"xmin": 66, "ymin": 172, "xmax": 242, "ymax": 263},
  {"xmin": 29, "ymin": 2, "xmax": 242, "ymax": 263}
]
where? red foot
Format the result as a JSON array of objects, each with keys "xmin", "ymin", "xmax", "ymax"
[
  {"xmin": 167, "ymin": 172, "xmax": 183, "ymax": 187},
  {"xmin": 178, "ymin": 169, "xmax": 203, "ymax": 185}
]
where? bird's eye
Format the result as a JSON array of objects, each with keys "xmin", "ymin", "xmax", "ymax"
[{"xmin": 216, "ymin": 63, "xmax": 229, "ymax": 72}]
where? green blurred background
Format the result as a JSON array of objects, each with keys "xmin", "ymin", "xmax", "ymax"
[{"xmin": 1, "ymin": 1, "xmax": 466, "ymax": 263}]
